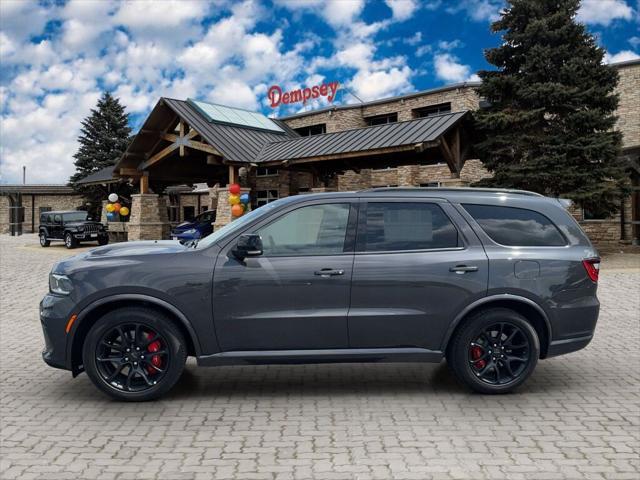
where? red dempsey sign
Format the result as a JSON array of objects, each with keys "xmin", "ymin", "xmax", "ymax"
[{"xmin": 267, "ymin": 81, "xmax": 339, "ymax": 108}]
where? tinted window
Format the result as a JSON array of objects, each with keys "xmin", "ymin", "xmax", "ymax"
[
  {"xmin": 462, "ymin": 204, "xmax": 566, "ymax": 247},
  {"xmin": 257, "ymin": 203, "xmax": 351, "ymax": 256},
  {"xmin": 363, "ymin": 203, "xmax": 459, "ymax": 252},
  {"xmin": 62, "ymin": 212, "xmax": 88, "ymax": 222}
]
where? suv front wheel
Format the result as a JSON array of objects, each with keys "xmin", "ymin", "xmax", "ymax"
[
  {"xmin": 64, "ymin": 232, "xmax": 77, "ymax": 249},
  {"xmin": 39, "ymin": 232, "xmax": 50, "ymax": 247},
  {"xmin": 447, "ymin": 308, "xmax": 539, "ymax": 394},
  {"xmin": 82, "ymin": 307, "xmax": 187, "ymax": 401}
]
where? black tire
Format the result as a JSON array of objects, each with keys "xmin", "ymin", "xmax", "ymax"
[
  {"xmin": 64, "ymin": 232, "xmax": 77, "ymax": 249},
  {"xmin": 447, "ymin": 308, "xmax": 539, "ymax": 394},
  {"xmin": 98, "ymin": 236, "xmax": 109, "ymax": 246},
  {"xmin": 82, "ymin": 307, "xmax": 187, "ymax": 401},
  {"xmin": 39, "ymin": 232, "xmax": 50, "ymax": 247}
]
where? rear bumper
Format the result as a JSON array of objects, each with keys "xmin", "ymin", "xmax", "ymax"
[{"xmin": 546, "ymin": 334, "xmax": 593, "ymax": 358}]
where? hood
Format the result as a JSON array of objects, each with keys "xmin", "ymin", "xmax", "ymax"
[
  {"xmin": 66, "ymin": 221, "xmax": 103, "ymax": 228},
  {"xmin": 172, "ymin": 221, "xmax": 196, "ymax": 231},
  {"xmin": 52, "ymin": 240, "xmax": 188, "ymax": 274},
  {"xmin": 87, "ymin": 240, "xmax": 187, "ymax": 258}
]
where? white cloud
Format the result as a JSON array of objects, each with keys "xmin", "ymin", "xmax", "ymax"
[
  {"xmin": 405, "ymin": 32, "xmax": 422, "ymax": 46},
  {"xmin": 629, "ymin": 36, "xmax": 640, "ymax": 48},
  {"xmin": 604, "ymin": 50, "xmax": 640, "ymax": 63},
  {"xmin": 446, "ymin": 0, "xmax": 503, "ymax": 22},
  {"xmin": 275, "ymin": 0, "xmax": 365, "ymax": 28},
  {"xmin": 433, "ymin": 53, "xmax": 477, "ymax": 83},
  {"xmin": 385, "ymin": 0, "xmax": 419, "ymax": 22},
  {"xmin": 350, "ymin": 66, "xmax": 413, "ymax": 100},
  {"xmin": 577, "ymin": 0, "xmax": 633, "ymax": 26},
  {"xmin": 437, "ymin": 39, "xmax": 463, "ymax": 50}
]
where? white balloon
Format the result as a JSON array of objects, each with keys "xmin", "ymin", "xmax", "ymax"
[{"xmin": 108, "ymin": 193, "xmax": 118, "ymax": 202}]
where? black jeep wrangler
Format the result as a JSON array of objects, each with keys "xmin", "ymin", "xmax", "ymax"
[{"xmin": 39, "ymin": 211, "xmax": 109, "ymax": 249}]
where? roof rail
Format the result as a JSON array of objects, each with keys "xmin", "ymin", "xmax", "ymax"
[{"xmin": 358, "ymin": 187, "xmax": 544, "ymax": 197}]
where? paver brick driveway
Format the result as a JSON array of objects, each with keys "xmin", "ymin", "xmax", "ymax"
[{"xmin": 1, "ymin": 234, "xmax": 639, "ymax": 480}]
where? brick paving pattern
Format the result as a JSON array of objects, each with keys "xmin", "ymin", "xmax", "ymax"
[{"xmin": 1, "ymin": 235, "xmax": 638, "ymax": 480}]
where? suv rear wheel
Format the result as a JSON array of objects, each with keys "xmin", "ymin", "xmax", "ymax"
[
  {"xmin": 82, "ymin": 307, "xmax": 187, "ymax": 401},
  {"xmin": 447, "ymin": 308, "xmax": 539, "ymax": 394},
  {"xmin": 64, "ymin": 232, "xmax": 77, "ymax": 249},
  {"xmin": 39, "ymin": 232, "xmax": 50, "ymax": 247}
]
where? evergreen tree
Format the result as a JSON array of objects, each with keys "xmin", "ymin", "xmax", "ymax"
[
  {"xmin": 474, "ymin": 0, "xmax": 626, "ymax": 214},
  {"xmin": 70, "ymin": 92, "xmax": 132, "ymax": 209}
]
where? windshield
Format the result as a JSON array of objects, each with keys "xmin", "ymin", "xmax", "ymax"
[
  {"xmin": 195, "ymin": 197, "xmax": 296, "ymax": 249},
  {"xmin": 63, "ymin": 212, "xmax": 89, "ymax": 222}
]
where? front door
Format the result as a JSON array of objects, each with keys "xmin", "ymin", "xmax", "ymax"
[
  {"xmin": 213, "ymin": 201, "xmax": 357, "ymax": 351},
  {"xmin": 348, "ymin": 199, "xmax": 488, "ymax": 352}
]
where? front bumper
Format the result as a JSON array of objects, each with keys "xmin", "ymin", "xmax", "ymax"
[
  {"xmin": 40, "ymin": 294, "xmax": 75, "ymax": 371},
  {"xmin": 73, "ymin": 232, "xmax": 108, "ymax": 240}
]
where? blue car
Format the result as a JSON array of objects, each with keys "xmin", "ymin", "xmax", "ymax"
[{"xmin": 171, "ymin": 210, "xmax": 216, "ymax": 242}]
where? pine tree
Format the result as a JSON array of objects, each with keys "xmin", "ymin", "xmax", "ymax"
[
  {"xmin": 70, "ymin": 92, "xmax": 132, "ymax": 208},
  {"xmin": 474, "ymin": 0, "xmax": 626, "ymax": 214}
]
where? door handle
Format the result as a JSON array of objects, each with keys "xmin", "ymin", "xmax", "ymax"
[
  {"xmin": 449, "ymin": 265, "xmax": 479, "ymax": 274},
  {"xmin": 314, "ymin": 268, "xmax": 345, "ymax": 277}
]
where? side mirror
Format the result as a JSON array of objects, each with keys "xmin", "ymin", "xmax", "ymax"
[{"xmin": 232, "ymin": 234, "xmax": 263, "ymax": 260}]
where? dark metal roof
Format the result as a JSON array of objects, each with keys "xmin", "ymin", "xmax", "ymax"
[
  {"xmin": 0, "ymin": 184, "xmax": 76, "ymax": 195},
  {"xmin": 75, "ymin": 165, "xmax": 117, "ymax": 185},
  {"xmin": 257, "ymin": 111, "xmax": 468, "ymax": 163},
  {"xmin": 162, "ymin": 98, "xmax": 294, "ymax": 163}
]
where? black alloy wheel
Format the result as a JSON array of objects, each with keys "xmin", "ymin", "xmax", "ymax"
[
  {"xmin": 448, "ymin": 308, "xmax": 539, "ymax": 394},
  {"xmin": 39, "ymin": 232, "xmax": 50, "ymax": 247},
  {"xmin": 95, "ymin": 323, "xmax": 170, "ymax": 393},
  {"xmin": 64, "ymin": 232, "xmax": 76, "ymax": 249},
  {"xmin": 468, "ymin": 322, "xmax": 530, "ymax": 385},
  {"xmin": 83, "ymin": 307, "xmax": 187, "ymax": 401}
]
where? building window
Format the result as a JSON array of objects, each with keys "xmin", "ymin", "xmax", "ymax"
[
  {"xmin": 294, "ymin": 123, "xmax": 326, "ymax": 136},
  {"xmin": 183, "ymin": 206, "xmax": 195, "ymax": 221},
  {"xmin": 372, "ymin": 184, "xmax": 398, "ymax": 188},
  {"xmin": 420, "ymin": 182, "xmax": 441, "ymax": 187},
  {"xmin": 39, "ymin": 206, "xmax": 52, "ymax": 214},
  {"xmin": 365, "ymin": 113, "xmax": 398, "ymax": 126},
  {"xmin": 583, "ymin": 204, "xmax": 609, "ymax": 221},
  {"xmin": 256, "ymin": 189, "xmax": 279, "ymax": 207},
  {"xmin": 256, "ymin": 167, "xmax": 279, "ymax": 177},
  {"xmin": 413, "ymin": 102, "xmax": 452, "ymax": 118}
]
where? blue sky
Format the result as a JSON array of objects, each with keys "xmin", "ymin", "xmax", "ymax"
[{"xmin": 1, "ymin": 0, "xmax": 638, "ymax": 184}]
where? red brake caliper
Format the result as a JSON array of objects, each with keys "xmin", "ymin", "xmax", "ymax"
[
  {"xmin": 146, "ymin": 333, "xmax": 162, "ymax": 375},
  {"xmin": 470, "ymin": 345, "xmax": 486, "ymax": 370}
]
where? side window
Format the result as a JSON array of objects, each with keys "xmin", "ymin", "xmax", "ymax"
[
  {"xmin": 257, "ymin": 203, "xmax": 351, "ymax": 256},
  {"xmin": 462, "ymin": 204, "xmax": 566, "ymax": 247},
  {"xmin": 363, "ymin": 203, "xmax": 459, "ymax": 252},
  {"xmin": 53, "ymin": 214, "xmax": 62, "ymax": 224}
]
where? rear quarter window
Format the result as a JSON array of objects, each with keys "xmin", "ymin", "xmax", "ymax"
[{"xmin": 462, "ymin": 204, "xmax": 566, "ymax": 247}]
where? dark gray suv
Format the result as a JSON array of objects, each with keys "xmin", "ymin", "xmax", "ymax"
[{"xmin": 40, "ymin": 188, "xmax": 600, "ymax": 401}]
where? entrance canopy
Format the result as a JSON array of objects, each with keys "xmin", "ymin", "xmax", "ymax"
[{"xmin": 115, "ymin": 97, "xmax": 473, "ymax": 191}]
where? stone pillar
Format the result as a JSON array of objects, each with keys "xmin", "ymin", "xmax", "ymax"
[
  {"xmin": 214, "ymin": 186, "xmax": 251, "ymax": 230},
  {"xmin": 127, "ymin": 194, "xmax": 170, "ymax": 241},
  {"xmin": 397, "ymin": 165, "xmax": 420, "ymax": 186}
]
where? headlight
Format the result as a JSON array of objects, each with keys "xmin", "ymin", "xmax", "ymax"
[
  {"xmin": 49, "ymin": 273, "xmax": 73, "ymax": 295},
  {"xmin": 77, "ymin": 226, "xmax": 84, "ymax": 232},
  {"xmin": 184, "ymin": 229, "xmax": 198, "ymax": 235}
]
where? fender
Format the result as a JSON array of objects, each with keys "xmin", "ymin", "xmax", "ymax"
[
  {"xmin": 65, "ymin": 293, "xmax": 203, "ymax": 369},
  {"xmin": 440, "ymin": 294, "xmax": 553, "ymax": 352}
]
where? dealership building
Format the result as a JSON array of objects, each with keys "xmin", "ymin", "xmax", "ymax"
[{"xmin": 1, "ymin": 59, "xmax": 638, "ymax": 245}]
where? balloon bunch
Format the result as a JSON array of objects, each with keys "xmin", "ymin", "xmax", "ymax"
[
  {"xmin": 228, "ymin": 183, "xmax": 250, "ymax": 217},
  {"xmin": 105, "ymin": 193, "xmax": 130, "ymax": 221}
]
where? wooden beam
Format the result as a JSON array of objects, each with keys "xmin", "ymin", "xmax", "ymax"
[
  {"xmin": 185, "ymin": 139, "xmax": 223, "ymax": 157},
  {"xmin": 119, "ymin": 168, "xmax": 142, "ymax": 177},
  {"xmin": 139, "ymin": 142, "xmax": 179, "ymax": 170},
  {"xmin": 452, "ymin": 128, "xmax": 462, "ymax": 172},
  {"xmin": 140, "ymin": 173, "xmax": 149, "ymax": 194},
  {"xmin": 179, "ymin": 121, "xmax": 185, "ymax": 157},
  {"xmin": 228, "ymin": 165, "xmax": 238, "ymax": 185},
  {"xmin": 438, "ymin": 137, "xmax": 457, "ymax": 174}
]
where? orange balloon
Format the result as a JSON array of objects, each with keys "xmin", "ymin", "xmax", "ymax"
[
  {"xmin": 113, "ymin": 202, "xmax": 121, "ymax": 212},
  {"xmin": 231, "ymin": 204, "xmax": 244, "ymax": 217}
]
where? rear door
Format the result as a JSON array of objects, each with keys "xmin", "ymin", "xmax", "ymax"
[{"xmin": 348, "ymin": 198, "xmax": 488, "ymax": 351}]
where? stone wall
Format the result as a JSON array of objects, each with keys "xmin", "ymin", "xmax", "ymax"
[
  {"xmin": 614, "ymin": 61, "xmax": 640, "ymax": 150},
  {"xmin": 0, "ymin": 194, "xmax": 84, "ymax": 234},
  {"xmin": 283, "ymin": 85, "xmax": 480, "ymax": 133}
]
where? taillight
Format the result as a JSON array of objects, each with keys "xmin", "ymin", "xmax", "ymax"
[{"xmin": 582, "ymin": 258, "xmax": 600, "ymax": 282}]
